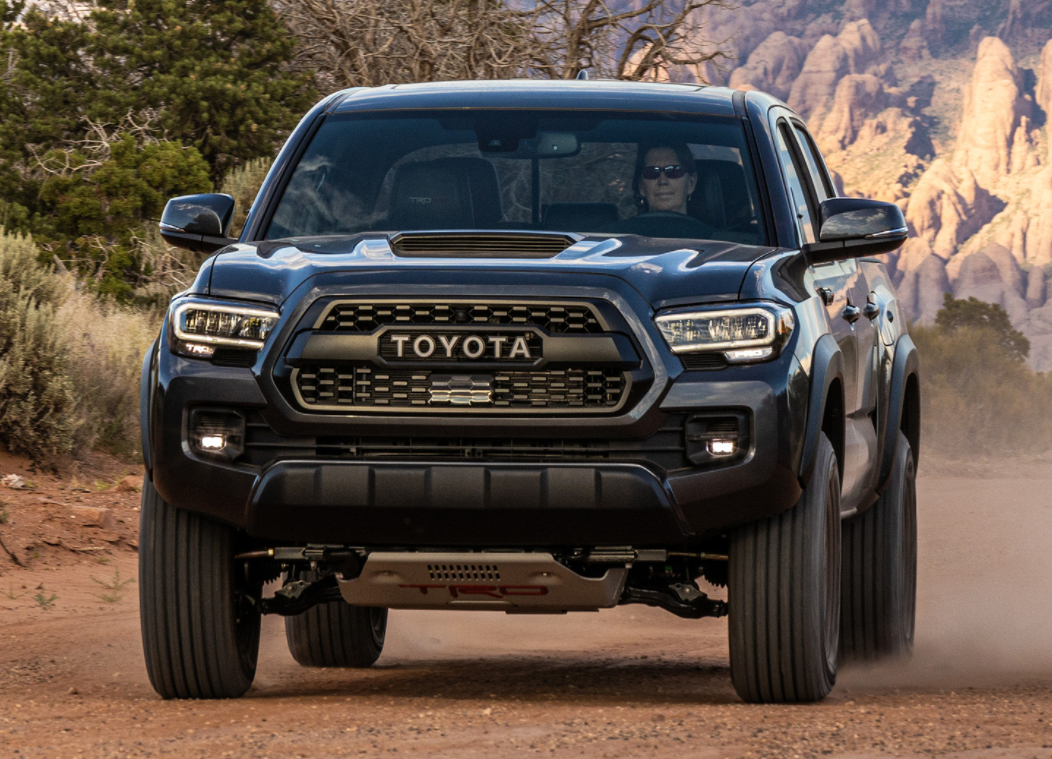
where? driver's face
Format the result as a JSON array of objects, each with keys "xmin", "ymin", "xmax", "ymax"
[{"xmin": 640, "ymin": 147, "xmax": 698, "ymax": 214}]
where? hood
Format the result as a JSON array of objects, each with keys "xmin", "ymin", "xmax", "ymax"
[{"xmin": 206, "ymin": 235, "xmax": 779, "ymax": 309}]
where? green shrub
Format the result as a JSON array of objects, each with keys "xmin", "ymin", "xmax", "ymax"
[
  {"xmin": 0, "ymin": 228, "xmax": 76, "ymax": 459},
  {"xmin": 221, "ymin": 157, "xmax": 273, "ymax": 238},
  {"xmin": 913, "ymin": 297, "xmax": 1052, "ymax": 456}
]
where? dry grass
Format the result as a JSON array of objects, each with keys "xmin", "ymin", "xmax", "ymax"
[{"xmin": 56, "ymin": 283, "xmax": 160, "ymax": 455}]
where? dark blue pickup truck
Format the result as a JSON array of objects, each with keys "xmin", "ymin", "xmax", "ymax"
[{"xmin": 140, "ymin": 79, "xmax": 919, "ymax": 703}]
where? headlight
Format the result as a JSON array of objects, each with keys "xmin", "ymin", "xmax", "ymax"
[
  {"xmin": 170, "ymin": 299, "xmax": 279, "ymax": 359},
  {"xmin": 655, "ymin": 305, "xmax": 794, "ymax": 363}
]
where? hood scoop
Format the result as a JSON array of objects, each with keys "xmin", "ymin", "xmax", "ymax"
[{"xmin": 390, "ymin": 231, "xmax": 577, "ymax": 259}]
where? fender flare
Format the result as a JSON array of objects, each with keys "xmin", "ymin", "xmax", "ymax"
[
  {"xmin": 140, "ymin": 338, "xmax": 158, "ymax": 476},
  {"xmin": 798, "ymin": 333, "xmax": 845, "ymax": 485},
  {"xmin": 877, "ymin": 333, "xmax": 920, "ymax": 492}
]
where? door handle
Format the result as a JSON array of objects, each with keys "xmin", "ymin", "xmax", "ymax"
[
  {"xmin": 841, "ymin": 304, "xmax": 861, "ymax": 324},
  {"xmin": 863, "ymin": 301, "xmax": 880, "ymax": 320}
]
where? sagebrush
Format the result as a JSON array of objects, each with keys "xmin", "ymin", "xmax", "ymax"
[{"xmin": 0, "ymin": 228, "xmax": 158, "ymax": 460}]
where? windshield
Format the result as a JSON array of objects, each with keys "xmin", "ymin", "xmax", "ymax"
[{"xmin": 265, "ymin": 110, "xmax": 768, "ymax": 245}]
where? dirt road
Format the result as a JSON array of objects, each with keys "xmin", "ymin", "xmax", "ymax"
[{"xmin": 2, "ymin": 474, "xmax": 1052, "ymax": 758}]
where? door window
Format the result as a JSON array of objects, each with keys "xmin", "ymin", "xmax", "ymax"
[
  {"xmin": 792, "ymin": 124, "xmax": 834, "ymax": 201},
  {"xmin": 774, "ymin": 123, "xmax": 816, "ymax": 244}
]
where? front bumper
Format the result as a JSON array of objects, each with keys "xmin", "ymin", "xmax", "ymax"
[{"xmin": 149, "ymin": 350, "xmax": 805, "ymax": 546}]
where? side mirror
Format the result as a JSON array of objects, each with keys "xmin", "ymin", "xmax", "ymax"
[
  {"xmin": 803, "ymin": 197, "xmax": 907, "ymax": 264},
  {"xmin": 159, "ymin": 194, "xmax": 238, "ymax": 253}
]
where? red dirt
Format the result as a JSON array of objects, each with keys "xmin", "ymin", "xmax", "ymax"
[{"xmin": 2, "ymin": 457, "xmax": 1052, "ymax": 758}]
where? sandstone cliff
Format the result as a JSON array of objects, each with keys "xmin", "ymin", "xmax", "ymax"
[{"xmin": 711, "ymin": 0, "xmax": 1052, "ymax": 369}]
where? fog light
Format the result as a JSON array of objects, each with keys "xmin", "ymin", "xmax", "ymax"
[
  {"xmin": 685, "ymin": 412, "xmax": 750, "ymax": 466},
  {"xmin": 189, "ymin": 409, "xmax": 245, "ymax": 460},
  {"xmin": 708, "ymin": 439, "xmax": 737, "ymax": 456},
  {"xmin": 200, "ymin": 435, "xmax": 225, "ymax": 450}
]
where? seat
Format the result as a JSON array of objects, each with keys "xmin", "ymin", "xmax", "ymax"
[
  {"xmin": 542, "ymin": 203, "xmax": 619, "ymax": 232},
  {"xmin": 388, "ymin": 158, "xmax": 502, "ymax": 230},
  {"xmin": 688, "ymin": 159, "xmax": 756, "ymax": 232}
]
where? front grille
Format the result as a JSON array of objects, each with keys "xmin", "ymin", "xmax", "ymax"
[
  {"xmin": 320, "ymin": 302, "xmax": 602, "ymax": 334},
  {"xmin": 241, "ymin": 412, "xmax": 689, "ymax": 471},
  {"xmin": 391, "ymin": 232, "xmax": 574, "ymax": 258},
  {"xmin": 293, "ymin": 366, "xmax": 626, "ymax": 410}
]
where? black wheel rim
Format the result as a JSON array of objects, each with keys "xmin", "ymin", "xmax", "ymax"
[{"xmin": 370, "ymin": 607, "xmax": 388, "ymax": 648}]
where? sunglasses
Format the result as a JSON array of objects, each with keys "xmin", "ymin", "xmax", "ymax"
[{"xmin": 641, "ymin": 164, "xmax": 687, "ymax": 180}]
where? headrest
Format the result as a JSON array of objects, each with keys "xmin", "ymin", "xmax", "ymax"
[
  {"xmin": 388, "ymin": 158, "xmax": 502, "ymax": 230},
  {"xmin": 543, "ymin": 203, "xmax": 619, "ymax": 233}
]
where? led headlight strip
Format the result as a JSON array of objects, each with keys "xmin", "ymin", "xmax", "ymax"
[
  {"xmin": 171, "ymin": 300, "xmax": 279, "ymax": 357},
  {"xmin": 654, "ymin": 305, "xmax": 794, "ymax": 363}
]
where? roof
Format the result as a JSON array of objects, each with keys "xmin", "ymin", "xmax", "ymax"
[{"xmin": 328, "ymin": 79, "xmax": 746, "ymax": 117}]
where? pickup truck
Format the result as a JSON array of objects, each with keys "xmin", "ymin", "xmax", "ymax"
[{"xmin": 140, "ymin": 79, "xmax": 920, "ymax": 703}]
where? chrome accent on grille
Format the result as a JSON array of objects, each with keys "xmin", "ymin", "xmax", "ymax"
[
  {"xmin": 292, "ymin": 366, "xmax": 626, "ymax": 411},
  {"xmin": 320, "ymin": 302, "xmax": 602, "ymax": 334},
  {"xmin": 428, "ymin": 374, "xmax": 493, "ymax": 405}
]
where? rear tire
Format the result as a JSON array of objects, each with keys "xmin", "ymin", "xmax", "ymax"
[
  {"xmin": 139, "ymin": 478, "xmax": 261, "ymax": 699},
  {"xmin": 728, "ymin": 432, "xmax": 842, "ymax": 703},
  {"xmin": 840, "ymin": 431, "xmax": 917, "ymax": 661},
  {"xmin": 285, "ymin": 596, "xmax": 387, "ymax": 668}
]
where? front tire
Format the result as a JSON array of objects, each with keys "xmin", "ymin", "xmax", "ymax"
[
  {"xmin": 139, "ymin": 478, "xmax": 261, "ymax": 699},
  {"xmin": 285, "ymin": 598, "xmax": 387, "ymax": 668},
  {"xmin": 728, "ymin": 433, "xmax": 842, "ymax": 703},
  {"xmin": 840, "ymin": 431, "xmax": 917, "ymax": 661}
]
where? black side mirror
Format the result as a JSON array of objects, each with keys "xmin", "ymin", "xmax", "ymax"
[
  {"xmin": 803, "ymin": 197, "xmax": 907, "ymax": 264},
  {"xmin": 159, "ymin": 194, "xmax": 238, "ymax": 253}
]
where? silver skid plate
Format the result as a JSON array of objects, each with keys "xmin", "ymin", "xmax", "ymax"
[{"xmin": 337, "ymin": 552, "xmax": 628, "ymax": 612}]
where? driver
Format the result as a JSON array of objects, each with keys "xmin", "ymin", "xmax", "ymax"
[{"xmin": 634, "ymin": 144, "xmax": 698, "ymax": 215}]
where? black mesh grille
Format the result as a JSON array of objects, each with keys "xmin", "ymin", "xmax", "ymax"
[
  {"xmin": 681, "ymin": 353, "xmax": 729, "ymax": 371},
  {"xmin": 320, "ymin": 302, "xmax": 602, "ymax": 334},
  {"xmin": 241, "ymin": 412, "xmax": 689, "ymax": 471},
  {"xmin": 294, "ymin": 366, "xmax": 626, "ymax": 410}
]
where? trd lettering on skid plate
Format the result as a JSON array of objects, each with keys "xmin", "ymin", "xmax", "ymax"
[{"xmin": 399, "ymin": 584, "xmax": 549, "ymax": 599}]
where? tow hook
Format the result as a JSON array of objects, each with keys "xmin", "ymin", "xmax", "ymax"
[{"xmin": 620, "ymin": 581, "xmax": 727, "ymax": 619}]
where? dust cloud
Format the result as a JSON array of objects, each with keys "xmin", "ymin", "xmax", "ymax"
[
  {"xmin": 840, "ymin": 473, "xmax": 1052, "ymax": 691},
  {"xmin": 378, "ymin": 472, "xmax": 1052, "ymax": 696}
]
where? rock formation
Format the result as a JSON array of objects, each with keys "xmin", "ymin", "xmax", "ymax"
[
  {"xmin": 952, "ymin": 248, "xmax": 1029, "ymax": 325},
  {"xmin": 814, "ymin": 74, "xmax": 890, "ymax": 153},
  {"xmin": 952, "ymin": 37, "xmax": 1032, "ymax": 187},
  {"xmin": 787, "ymin": 20, "xmax": 887, "ymax": 123},
  {"xmin": 1036, "ymin": 39, "xmax": 1052, "ymax": 121},
  {"xmin": 897, "ymin": 253, "xmax": 951, "ymax": 325},
  {"xmin": 904, "ymin": 159, "xmax": 1000, "ymax": 261},
  {"xmin": 1026, "ymin": 267, "xmax": 1047, "ymax": 309},
  {"xmin": 728, "ymin": 32, "xmax": 810, "ymax": 101}
]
